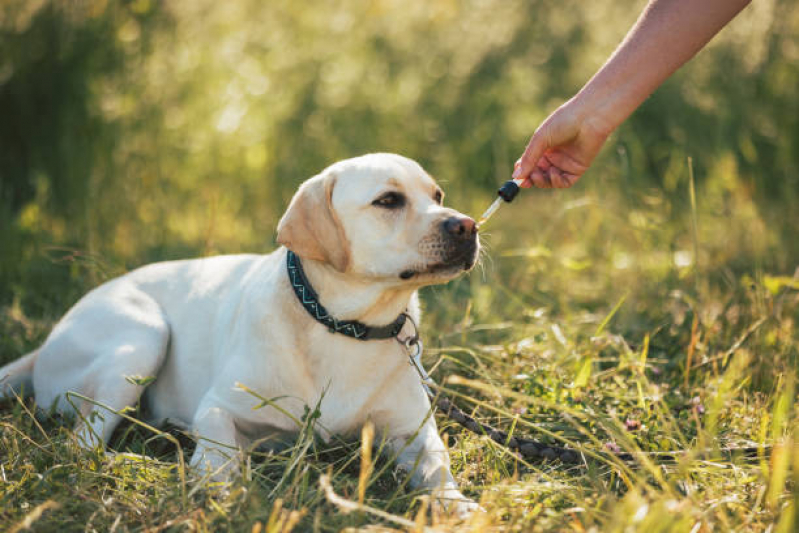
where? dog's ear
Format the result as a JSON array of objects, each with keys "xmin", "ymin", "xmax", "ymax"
[{"xmin": 276, "ymin": 172, "xmax": 350, "ymax": 272}]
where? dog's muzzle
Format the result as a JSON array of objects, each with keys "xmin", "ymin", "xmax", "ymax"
[{"xmin": 401, "ymin": 214, "xmax": 480, "ymax": 280}]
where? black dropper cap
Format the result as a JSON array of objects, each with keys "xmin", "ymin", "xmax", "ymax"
[{"xmin": 497, "ymin": 180, "xmax": 520, "ymax": 202}]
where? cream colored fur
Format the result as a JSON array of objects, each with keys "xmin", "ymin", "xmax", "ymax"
[{"xmin": 0, "ymin": 153, "xmax": 480, "ymax": 515}]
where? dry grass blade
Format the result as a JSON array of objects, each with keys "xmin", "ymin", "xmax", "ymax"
[
  {"xmin": 9, "ymin": 500, "xmax": 60, "ymax": 533},
  {"xmin": 319, "ymin": 474, "xmax": 432, "ymax": 531}
]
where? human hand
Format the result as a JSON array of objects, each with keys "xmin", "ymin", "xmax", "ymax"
[{"xmin": 513, "ymin": 97, "xmax": 613, "ymax": 189}]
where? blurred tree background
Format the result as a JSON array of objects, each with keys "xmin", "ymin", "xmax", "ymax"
[{"xmin": 0, "ymin": 0, "xmax": 797, "ymax": 311}]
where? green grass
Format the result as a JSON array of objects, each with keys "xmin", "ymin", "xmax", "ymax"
[{"xmin": 1, "ymin": 181, "xmax": 796, "ymax": 532}]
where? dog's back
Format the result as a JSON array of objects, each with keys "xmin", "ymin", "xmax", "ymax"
[{"xmin": 0, "ymin": 348, "xmax": 38, "ymax": 398}]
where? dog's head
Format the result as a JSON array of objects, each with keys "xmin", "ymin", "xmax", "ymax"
[{"xmin": 277, "ymin": 153, "xmax": 479, "ymax": 285}]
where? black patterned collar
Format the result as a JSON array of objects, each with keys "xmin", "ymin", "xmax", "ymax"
[{"xmin": 286, "ymin": 250, "xmax": 407, "ymax": 341}]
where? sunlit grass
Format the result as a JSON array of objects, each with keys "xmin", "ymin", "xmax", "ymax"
[{"xmin": 1, "ymin": 177, "xmax": 796, "ymax": 531}]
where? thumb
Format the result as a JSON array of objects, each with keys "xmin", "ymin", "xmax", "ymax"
[{"xmin": 514, "ymin": 128, "xmax": 549, "ymax": 182}]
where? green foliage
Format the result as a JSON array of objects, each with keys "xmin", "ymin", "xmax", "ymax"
[
  {"xmin": 1, "ymin": 0, "xmax": 797, "ymax": 531},
  {"xmin": 2, "ymin": 0, "xmax": 797, "ymax": 297}
]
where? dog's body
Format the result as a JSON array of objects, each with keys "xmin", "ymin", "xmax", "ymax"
[{"xmin": 1, "ymin": 154, "xmax": 479, "ymax": 514}]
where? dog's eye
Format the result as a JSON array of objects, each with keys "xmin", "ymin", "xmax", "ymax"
[
  {"xmin": 372, "ymin": 192, "xmax": 406, "ymax": 209},
  {"xmin": 434, "ymin": 190, "xmax": 443, "ymax": 205}
]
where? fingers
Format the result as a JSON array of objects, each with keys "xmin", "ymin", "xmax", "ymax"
[
  {"xmin": 513, "ymin": 130, "xmax": 548, "ymax": 183},
  {"xmin": 519, "ymin": 159, "xmax": 580, "ymax": 189},
  {"xmin": 517, "ymin": 158, "xmax": 552, "ymax": 189},
  {"xmin": 516, "ymin": 161, "xmax": 536, "ymax": 188},
  {"xmin": 549, "ymin": 167, "xmax": 571, "ymax": 188},
  {"xmin": 528, "ymin": 168, "xmax": 551, "ymax": 188},
  {"xmin": 514, "ymin": 127, "xmax": 580, "ymax": 189},
  {"xmin": 526, "ymin": 166, "xmax": 580, "ymax": 188}
]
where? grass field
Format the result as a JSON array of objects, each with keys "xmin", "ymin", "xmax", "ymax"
[
  {"xmin": 2, "ymin": 176, "xmax": 796, "ymax": 532},
  {"xmin": 1, "ymin": 1, "xmax": 798, "ymax": 531}
]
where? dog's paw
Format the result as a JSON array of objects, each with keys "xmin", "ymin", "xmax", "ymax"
[
  {"xmin": 451, "ymin": 497, "xmax": 483, "ymax": 519},
  {"xmin": 189, "ymin": 452, "xmax": 241, "ymax": 486},
  {"xmin": 433, "ymin": 489, "xmax": 483, "ymax": 519}
]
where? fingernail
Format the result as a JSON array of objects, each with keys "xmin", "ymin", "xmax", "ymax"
[{"xmin": 512, "ymin": 166, "xmax": 521, "ymax": 179}]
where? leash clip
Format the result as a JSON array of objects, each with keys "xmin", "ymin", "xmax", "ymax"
[
  {"xmin": 397, "ymin": 313, "xmax": 433, "ymax": 396},
  {"xmin": 397, "ymin": 312, "xmax": 420, "ymax": 351}
]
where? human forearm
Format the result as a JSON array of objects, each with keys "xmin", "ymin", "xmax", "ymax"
[
  {"xmin": 513, "ymin": 0, "xmax": 752, "ymax": 190},
  {"xmin": 578, "ymin": 0, "xmax": 751, "ymax": 133}
]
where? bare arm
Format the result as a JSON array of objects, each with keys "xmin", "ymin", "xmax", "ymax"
[{"xmin": 514, "ymin": 0, "xmax": 751, "ymax": 189}]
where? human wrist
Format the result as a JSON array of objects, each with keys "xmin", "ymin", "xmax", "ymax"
[
  {"xmin": 564, "ymin": 88, "xmax": 619, "ymax": 140},
  {"xmin": 571, "ymin": 51, "xmax": 660, "ymax": 136}
]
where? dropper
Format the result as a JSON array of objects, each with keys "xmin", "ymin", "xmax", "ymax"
[{"xmin": 478, "ymin": 177, "xmax": 525, "ymax": 226}]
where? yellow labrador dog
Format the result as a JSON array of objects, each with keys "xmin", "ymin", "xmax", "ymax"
[{"xmin": 0, "ymin": 153, "xmax": 480, "ymax": 514}]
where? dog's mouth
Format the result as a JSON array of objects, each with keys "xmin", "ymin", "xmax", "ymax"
[{"xmin": 399, "ymin": 242, "xmax": 479, "ymax": 281}]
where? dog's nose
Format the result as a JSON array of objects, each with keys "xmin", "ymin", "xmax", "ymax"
[{"xmin": 442, "ymin": 215, "xmax": 478, "ymax": 239}]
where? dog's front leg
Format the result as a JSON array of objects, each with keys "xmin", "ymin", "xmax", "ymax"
[
  {"xmin": 189, "ymin": 404, "xmax": 242, "ymax": 482},
  {"xmin": 389, "ymin": 417, "xmax": 479, "ymax": 517}
]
